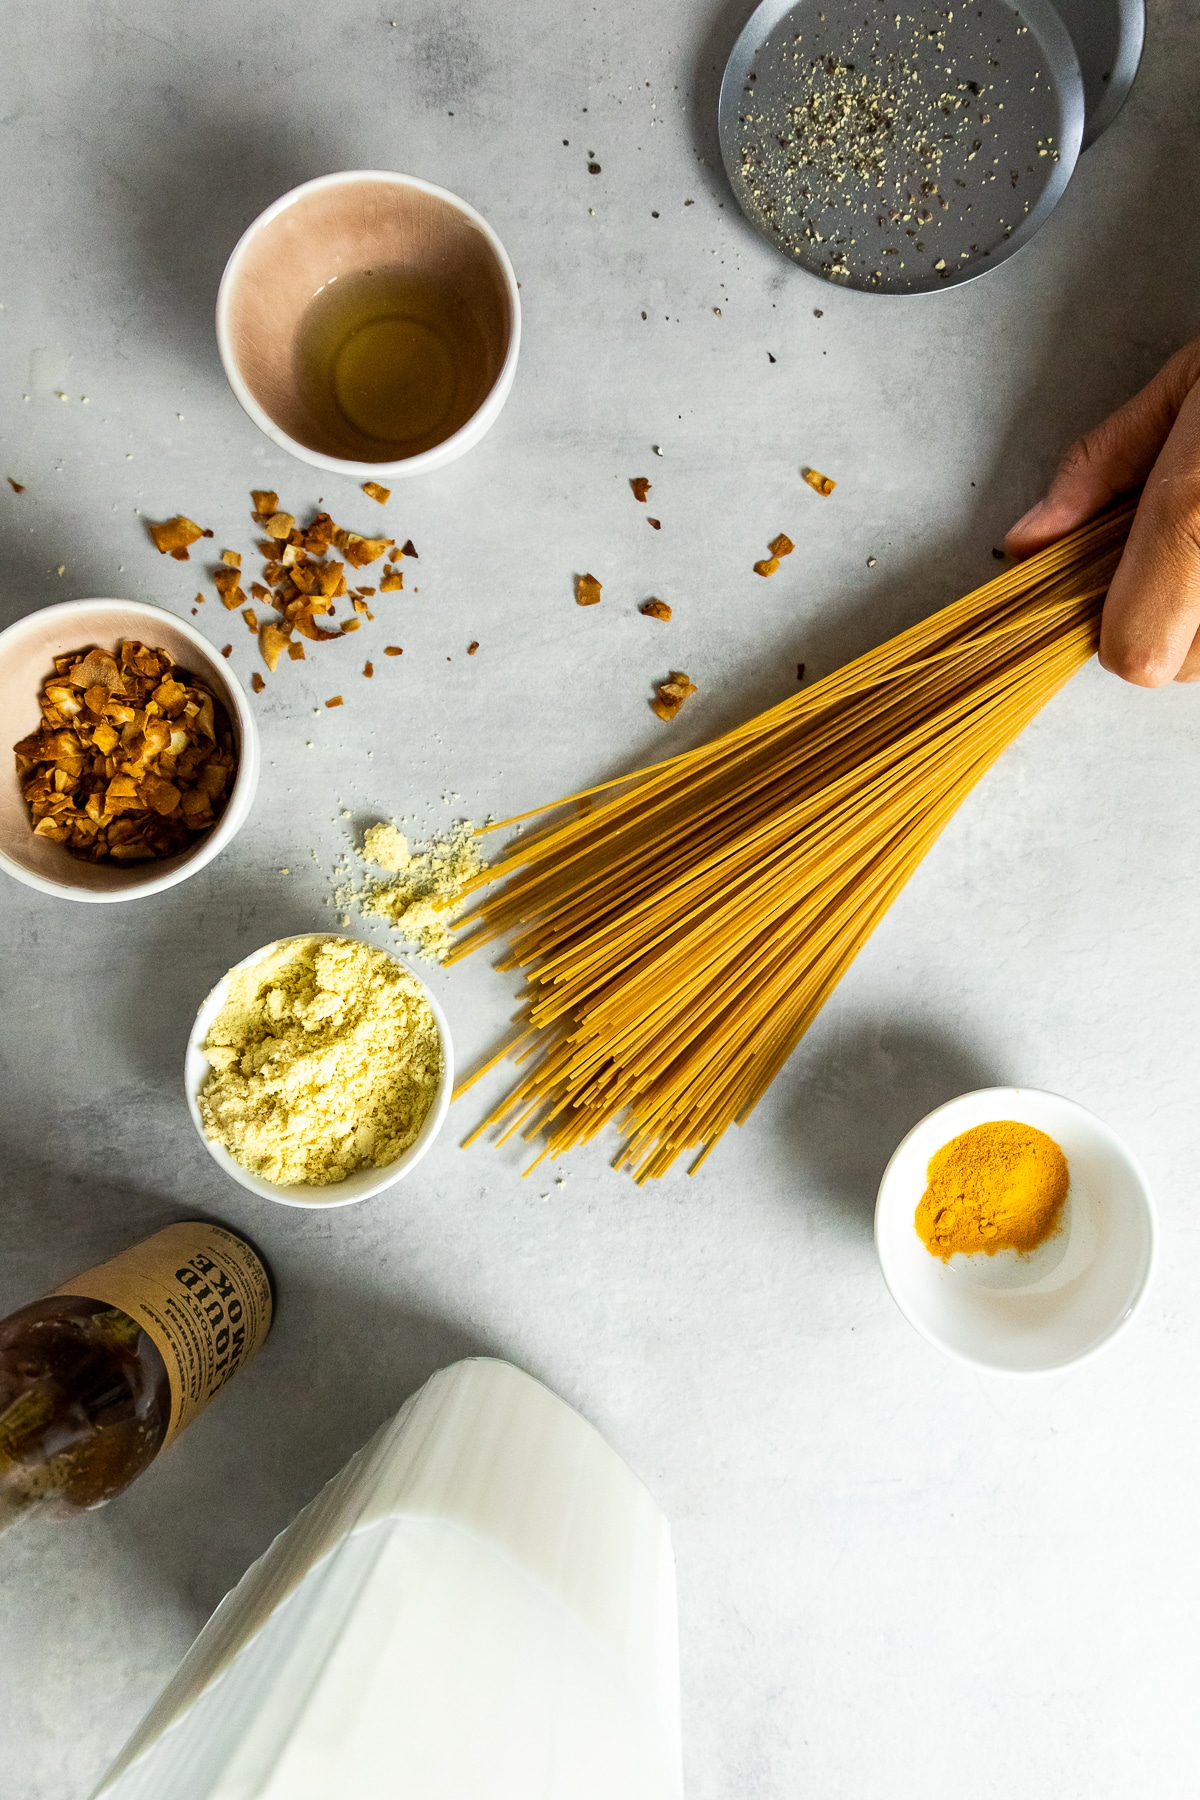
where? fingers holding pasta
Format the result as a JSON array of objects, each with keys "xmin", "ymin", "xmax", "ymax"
[
  {"xmin": 1097, "ymin": 384, "xmax": 1200, "ymax": 684},
  {"xmin": 1006, "ymin": 336, "xmax": 1200, "ymax": 685}
]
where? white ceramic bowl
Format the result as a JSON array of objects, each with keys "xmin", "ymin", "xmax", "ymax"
[
  {"xmin": 185, "ymin": 932, "xmax": 453, "ymax": 1208},
  {"xmin": 0, "ymin": 599, "xmax": 259, "ymax": 903},
  {"xmin": 216, "ymin": 170, "xmax": 521, "ymax": 479},
  {"xmin": 875, "ymin": 1087, "xmax": 1156, "ymax": 1376}
]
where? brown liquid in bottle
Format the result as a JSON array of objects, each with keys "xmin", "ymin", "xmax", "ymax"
[
  {"xmin": 0, "ymin": 1298, "xmax": 169, "ymax": 1524},
  {"xmin": 0, "ymin": 1221, "xmax": 273, "ymax": 1528}
]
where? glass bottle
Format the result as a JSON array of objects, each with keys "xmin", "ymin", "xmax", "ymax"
[{"xmin": 0, "ymin": 1220, "xmax": 273, "ymax": 1528}]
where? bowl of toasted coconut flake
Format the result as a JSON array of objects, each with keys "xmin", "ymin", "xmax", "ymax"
[{"xmin": 0, "ymin": 599, "xmax": 259, "ymax": 902}]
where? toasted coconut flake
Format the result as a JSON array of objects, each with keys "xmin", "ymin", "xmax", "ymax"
[
  {"xmin": 338, "ymin": 532, "xmax": 391, "ymax": 568},
  {"xmin": 293, "ymin": 609, "xmax": 341, "ymax": 644},
  {"xmin": 14, "ymin": 641, "xmax": 237, "ymax": 863},
  {"xmin": 640, "ymin": 598, "xmax": 672, "ymax": 622},
  {"xmin": 141, "ymin": 773, "xmax": 182, "ymax": 816},
  {"xmin": 260, "ymin": 623, "xmax": 291, "ymax": 672},
  {"xmin": 299, "ymin": 512, "xmax": 336, "ymax": 552},
  {"xmin": 73, "ymin": 648, "xmax": 123, "ymax": 692},
  {"xmin": 753, "ymin": 556, "xmax": 780, "ymax": 578},
  {"xmin": 575, "ymin": 573, "xmax": 602, "ymax": 607},
  {"xmin": 650, "ymin": 670, "xmax": 697, "ymax": 722},
  {"xmin": 148, "ymin": 516, "xmax": 205, "ymax": 556},
  {"xmin": 164, "ymin": 496, "xmax": 430, "ymax": 697},
  {"xmin": 630, "ymin": 477, "xmax": 651, "ymax": 502},
  {"xmin": 802, "ymin": 468, "xmax": 836, "ymax": 497},
  {"xmin": 768, "ymin": 533, "xmax": 795, "ymax": 557},
  {"xmin": 213, "ymin": 567, "xmax": 244, "ymax": 609},
  {"xmin": 154, "ymin": 677, "xmax": 188, "ymax": 712}
]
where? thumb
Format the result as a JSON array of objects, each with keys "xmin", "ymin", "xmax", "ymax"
[
  {"xmin": 1098, "ymin": 378, "xmax": 1200, "ymax": 686},
  {"xmin": 1005, "ymin": 338, "xmax": 1200, "ymax": 557}
]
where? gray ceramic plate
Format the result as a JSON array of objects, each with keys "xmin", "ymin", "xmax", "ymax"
[
  {"xmin": 1054, "ymin": 0, "xmax": 1144, "ymax": 149},
  {"xmin": 719, "ymin": 0, "xmax": 1087, "ymax": 293}
]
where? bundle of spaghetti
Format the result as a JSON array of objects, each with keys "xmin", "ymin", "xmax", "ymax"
[{"xmin": 450, "ymin": 502, "xmax": 1135, "ymax": 1180}]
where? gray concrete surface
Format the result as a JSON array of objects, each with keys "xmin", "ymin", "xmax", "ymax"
[{"xmin": 2, "ymin": 2, "xmax": 1200, "ymax": 1795}]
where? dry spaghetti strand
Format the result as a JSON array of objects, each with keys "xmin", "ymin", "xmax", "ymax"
[{"xmin": 452, "ymin": 504, "xmax": 1135, "ymax": 1179}]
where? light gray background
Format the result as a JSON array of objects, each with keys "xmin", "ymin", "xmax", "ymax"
[{"xmin": 1, "ymin": 2, "xmax": 1198, "ymax": 1795}]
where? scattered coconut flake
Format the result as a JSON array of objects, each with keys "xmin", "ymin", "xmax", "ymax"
[{"xmin": 650, "ymin": 670, "xmax": 697, "ymax": 722}]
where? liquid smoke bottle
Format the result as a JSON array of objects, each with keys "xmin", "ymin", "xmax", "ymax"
[{"xmin": 0, "ymin": 1221, "xmax": 273, "ymax": 1528}]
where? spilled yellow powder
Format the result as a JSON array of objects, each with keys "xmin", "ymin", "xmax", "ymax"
[
  {"xmin": 363, "ymin": 822, "xmax": 412, "ymax": 871},
  {"xmin": 339, "ymin": 819, "xmax": 483, "ymax": 961},
  {"xmin": 198, "ymin": 935, "xmax": 443, "ymax": 1186}
]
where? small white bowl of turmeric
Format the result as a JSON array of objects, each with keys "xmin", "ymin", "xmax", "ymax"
[
  {"xmin": 185, "ymin": 933, "xmax": 452, "ymax": 1207},
  {"xmin": 875, "ymin": 1087, "xmax": 1156, "ymax": 1376}
]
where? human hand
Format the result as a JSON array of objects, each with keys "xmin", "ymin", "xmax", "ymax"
[{"xmin": 1005, "ymin": 336, "xmax": 1200, "ymax": 685}]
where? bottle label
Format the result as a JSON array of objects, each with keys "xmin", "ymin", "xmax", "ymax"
[{"xmin": 54, "ymin": 1223, "xmax": 272, "ymax": 1447}]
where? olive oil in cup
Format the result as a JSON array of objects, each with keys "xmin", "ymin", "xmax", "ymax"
[
  {"xmin": 296, "ymin": 267, "xmax": 495, "ymax": 462},
  {"xmin": 217, "ymin": 172, "xmax": 520, "ymax": 479}
]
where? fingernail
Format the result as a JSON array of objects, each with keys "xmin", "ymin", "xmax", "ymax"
[{"xmin": 1009, "ymin": 498, "xmax": 1050, "ymax": 538}]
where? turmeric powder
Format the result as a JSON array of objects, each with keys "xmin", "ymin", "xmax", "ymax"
[{"xmin": 914, "ymin": 1120, "xmax": 1069, "ymax": 1261}]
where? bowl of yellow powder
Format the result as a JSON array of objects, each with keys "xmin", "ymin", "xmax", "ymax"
[
  {"xmin": 874, "ymin": 1087, "xmax": 1156, "ymax": 1375},
  {"xmin": 185, "ymin": 933, "xmax": 452, "ymax": 1206}
]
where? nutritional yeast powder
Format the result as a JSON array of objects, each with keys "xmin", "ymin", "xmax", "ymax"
[{"xmin": 199, "ymin": 936, "xmax": 442, "ymax": 1186}]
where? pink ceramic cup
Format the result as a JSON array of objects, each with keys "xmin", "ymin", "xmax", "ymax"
[{"xmin": 216, "ymin": 171, "xmax": 521, "ymax": 479}]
